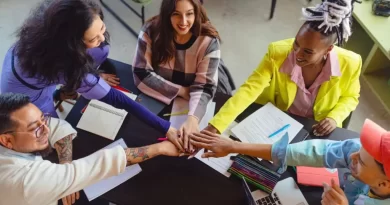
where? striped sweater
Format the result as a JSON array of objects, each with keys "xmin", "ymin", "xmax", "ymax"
[{"xmin": 132, "ymin": 23, "xmax": 220, "ymax": 120}]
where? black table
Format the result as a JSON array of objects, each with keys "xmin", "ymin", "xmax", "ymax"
[{"xmin": 64, "ymin": 59, "xmax": 360, "ymax": 205}]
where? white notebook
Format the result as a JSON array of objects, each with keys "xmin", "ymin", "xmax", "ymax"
[
  {"xmin": 231, "ymin": 102, "xmax": 303, "ymax": 144},
  {"xmin": 77, "ymin": 100, "xmax": 128, "ymax": 140}
]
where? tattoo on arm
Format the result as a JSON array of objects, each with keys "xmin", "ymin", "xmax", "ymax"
[
  {"xmin": 54, "ymin": 135, "xmax": 73, "ymax": 163},
  {"xmin": 125, "ymin": 146, "xmax": 150, "ymax": 166}
]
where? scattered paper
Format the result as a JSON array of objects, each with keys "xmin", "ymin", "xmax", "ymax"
[
  {"xmin": 84, "ymin": 139, "xmax": 142, "ymax": 201},
  {"xmin": 119, "ymin": 90, "xmax": 137, "ymax": 100},
  {"xmin": 169, "ymin": 98, "xmax": 188, "ymax": 130},
  {"xmin": 221, "ymin": 121, "xmax": 238, "ymax": 138},
  {"xmin": 195, "ymin": 149, "xmax": 236, "ymax": 177},
  {"xmin": 199, "ymin": 101, "xmax": 216, "ymax": 130},
  {"xmin": 169, "ymin": 98, "xmax": 216, "ymax": 130},
  {"xmin": 231, "ymin": 103, "xmax": 303, "ymax": 144},
  {"xmin": 169, "ymin": 98, "xmax": 233, "ymax": 176}
]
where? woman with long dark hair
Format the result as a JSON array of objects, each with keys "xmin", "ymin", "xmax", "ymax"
[
  {"xmin": 0, "ymin": 0, "xmax": 181, "ymax": 153},
  {"xmin": 132, "ymin": 0, "xmax": 220, "ymax": 152}
]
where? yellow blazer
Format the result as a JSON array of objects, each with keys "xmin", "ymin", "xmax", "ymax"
[{"xmin": 210, "ymin": 38, "xmax": 361, "ymax": 133}]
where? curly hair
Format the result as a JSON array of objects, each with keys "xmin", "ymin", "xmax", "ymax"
[
  {"xmin": 302, "ymin": 0, "xmax": 361, "ymax": 46},
  {"xmin": 14, "ymin": 0, "xmax": 109, "ymax": 92}
]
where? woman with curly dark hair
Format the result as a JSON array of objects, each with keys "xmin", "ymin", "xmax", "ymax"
[{"xmin": 0, "ymin": 0, "xmax": 181, "ymax": 151}]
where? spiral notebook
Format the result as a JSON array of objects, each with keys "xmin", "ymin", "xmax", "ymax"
[{"xmin": 77, "ymin": 100, "xmax": 128, "ymax": 140}]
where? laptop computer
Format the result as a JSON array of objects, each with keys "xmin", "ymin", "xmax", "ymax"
[{"xmin": 242, "ymin": 177, "xmax": 308, "ymax": 205}]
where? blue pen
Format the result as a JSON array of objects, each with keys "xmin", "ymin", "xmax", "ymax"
[{"xmin": 268, "ymin": 124, "xmax": 290, "ymax": 138}]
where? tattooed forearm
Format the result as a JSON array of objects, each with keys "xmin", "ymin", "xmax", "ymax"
[
  {"xmin": 125, "ymin": 146, "xmax": 150, "ymax": 166},
  {"xmin": 54, "ymin": 135, "xmax": 73, "ymax": 163}
]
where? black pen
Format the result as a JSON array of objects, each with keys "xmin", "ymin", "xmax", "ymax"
[{"xmin": 229, "ymin": 135, "xmax": 241, "ymax": 142}]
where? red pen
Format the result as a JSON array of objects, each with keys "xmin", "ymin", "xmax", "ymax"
[
  {"xmin": 157, "ymin": 137, "xmax": 168, "ymax": 141},
  {"xmin": 81, "ymin": 105, "xmax": 88, "ymax": 114},
  {"xmin": 112, "ymin": 85, "xmax": 131, "ymax": 93}
]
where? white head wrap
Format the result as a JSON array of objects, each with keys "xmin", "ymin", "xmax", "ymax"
[{"xmin": 302, "ymin": 0, "xmax": 352, "ymax": 42}]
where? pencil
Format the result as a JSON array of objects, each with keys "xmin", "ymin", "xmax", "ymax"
[{"xmin": 163, "ymin": 110, "xmax": 189, "ymax": 117}]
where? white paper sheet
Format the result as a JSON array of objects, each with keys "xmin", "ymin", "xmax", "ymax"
[
  {"xmin": 231, "ymin": 102, "xmax": 303, "ymax": 144},
  {"xmin": 195, "ymin": 149, "xmax": 236, "ymax": 177},
  {"xmin": 119, "ymin": 90, "xmax": 137, "ymax": 100},
  {"xmin": 169, "ymin": 98, "xmax": 232, "ymax": 177},
  {"xmin": 221, "ymin": 121, "xmax": 238, "ymax": 138},
  {"xmin": 84, "ymin": 139, "xmax": 142, "ymax": 201},
  {"xmin": 169, "ymin": 98, "xmax": 216, "ymax": 130}
]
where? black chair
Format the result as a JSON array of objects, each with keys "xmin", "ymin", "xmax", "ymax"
[
  {"xmin": 342, "ymin": 112, "xmax": 353, "ymax": 129},
  {"xmin": 269, "ymin": 0, "xmax": 313, "ymax": 19},
  {"xmin": 217, "ymin": 59, "xmax": 236, "ymax": 95}
]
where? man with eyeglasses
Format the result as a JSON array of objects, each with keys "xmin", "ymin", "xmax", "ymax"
[{"xmin": 0, "ymin": 93, "xmax": 182, "ymax": 205}]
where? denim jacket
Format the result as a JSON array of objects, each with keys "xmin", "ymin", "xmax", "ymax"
[{"xmin": 271, "ymin": 133, "xmax": 390, "ymax": 205}]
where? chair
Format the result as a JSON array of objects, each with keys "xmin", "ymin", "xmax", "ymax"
[
  {"xmin": 269, "ymin": 0, "xmax": 312, "ymax": 19},
  {"xmin": 217, "ymin": 59, "xmax": 236, "ymax": 95},
  {"xmin": 342, "ymin": 112, "xmax": 353, "ymax": 129},
  {"xmin": 100, "ymin": 0, "xmax": 152, "ymax": 38},
  {"xmin": 54, "ymin": 88, "xmax": 79, "ymax": 112}
]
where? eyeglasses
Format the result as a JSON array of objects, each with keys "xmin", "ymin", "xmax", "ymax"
[{"xmin": 3, "ymin": 113, "xmax": 51, "ymax": 139}]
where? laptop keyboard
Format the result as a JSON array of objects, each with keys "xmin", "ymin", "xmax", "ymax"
[{"xmin": 256, "ymin": 193, "xmax": 282, "ymax": 205}]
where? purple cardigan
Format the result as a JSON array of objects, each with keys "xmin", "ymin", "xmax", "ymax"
[{"xmin": 0, "ymin": 45, "xmax": 170, "ymax": 134}]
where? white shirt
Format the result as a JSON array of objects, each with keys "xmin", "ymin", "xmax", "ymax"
[{"xmin": 0, "ymin": 118, "xmax": 127, "ymax": 205}]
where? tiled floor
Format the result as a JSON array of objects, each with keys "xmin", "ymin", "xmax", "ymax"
[{"xmin": 0, "ymin": 0, "xmax": 388, "ymax": 131}]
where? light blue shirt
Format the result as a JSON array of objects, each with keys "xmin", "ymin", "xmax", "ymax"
[{"xmin": 271, "ymin": 133, "xmax": 390, "ymax": 205}]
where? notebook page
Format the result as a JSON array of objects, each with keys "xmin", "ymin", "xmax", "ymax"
[
  {"xmin": 221, "ymin": 121, "xmax": 238, "ymax": 138},
  {"xmin": 84, "ymin": 139, "xmax": 142, "ymax": 201},
  {"xmin": 199, "ymin": 101, "xmax": 216, "ymax": 130},
  {"xmin": 169, "ymin": 98, "xmax": 216, "ymax": 130},
  {"xmin": 119, "ymin": 90, "xmax": 137, "ymax": 101},
  {"xmin": 77, "ymin": 100, "xmax": 128, "ymax": 140},
  {"xmin": 194, "ymin": 149, "xmax": 236, "ymax": 177},
  {"xmin": 231, "ymin": 102, "xmax": 303, "ymax": 144}
]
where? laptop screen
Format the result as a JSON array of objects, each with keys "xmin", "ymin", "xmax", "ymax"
[{"xmin": 241, "ymin": 177, "xmax": 257, "ymax": 205}]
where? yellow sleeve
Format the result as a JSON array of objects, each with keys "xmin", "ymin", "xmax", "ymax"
[
  {"xmin": 209, "ymin": 44, "xmax": 275, "ymax": 133},
  {"xmin": 327, "ymin": 56, "xmax": 362, "ymax": 127}
]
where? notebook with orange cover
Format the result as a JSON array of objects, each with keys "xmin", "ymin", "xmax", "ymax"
[{"xmin": 296, "ymin": 166, "xmax": 340, "ymax": 187}]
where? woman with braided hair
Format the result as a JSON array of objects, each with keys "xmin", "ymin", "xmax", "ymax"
[{"xmin": 205, "ymin": 0, "xmax": 362, "ymax": 136}]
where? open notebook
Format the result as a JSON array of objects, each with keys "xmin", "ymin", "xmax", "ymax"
[{"xmin": 77, "ymin": 100, "xmax": 128, "ymax": 140}]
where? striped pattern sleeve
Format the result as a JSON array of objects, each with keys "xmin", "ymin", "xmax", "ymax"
[
  {"xmin": 189, "ymin": 38, "xmax": 220, "ymax": 120},
  {"xmin": 132, "ymin": 27, "xmax": 182, "ymax": 105}
]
